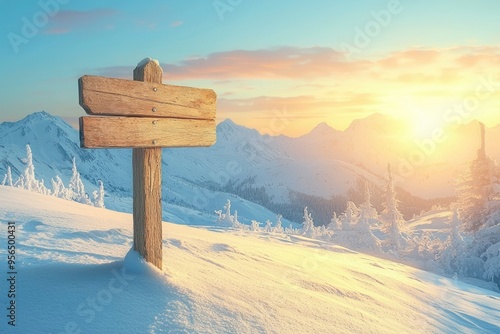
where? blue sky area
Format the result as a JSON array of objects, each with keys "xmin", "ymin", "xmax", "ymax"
[{"xmin": 1, "ymin": 0, "xmax": 500, "ymax": 136}]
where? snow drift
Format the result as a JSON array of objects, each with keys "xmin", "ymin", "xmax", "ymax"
[{"xmin": 0, "ymin": 186, "xmax": 498, "ymax": 333}]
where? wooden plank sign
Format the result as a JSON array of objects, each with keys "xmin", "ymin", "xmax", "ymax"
[
  {"xmin": 78, "ymin": 58, "xmax": 217, "ymax": 269},
  {"xmin": 79, "ymin": 75, "xmax": 216, "ymax": 120},
  {"xmin": 79, "ymin": 70, "xmax": 216, "ymax": 148},
  {"xmin": 79, "ymin": 117, "xmax": 216, "ymax": 148}
]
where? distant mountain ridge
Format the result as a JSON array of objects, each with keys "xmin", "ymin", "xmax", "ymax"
[{"xmin": 0, "ymin": 111, "xmax": 498, "ymax": 225}]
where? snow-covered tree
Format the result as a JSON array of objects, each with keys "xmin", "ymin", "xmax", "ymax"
[
  {"xmin": 250, "ymin": 220, "xmax": 261, "ymax": 232},
  {"xmin": 51, "ymin": 175, "xmax": 69, "ymax": 199},
  {"xmin": 273, "ymin": 214, "xmax": 284, "ymax": 234},
  {"xmin": 19, "ymin": 145, "xmax": 47, "ymax": 194},
  {"xmin": 456, "ymin": 122, "xmax": 499, "ymax": 233},
  {"xmin": 327, "ymin": 212, "xmax": 340, "ymax": 230},
  {"xmin": 454, "ymin": 123, "xmax": 500, "ymax": 285},
  {"xmin": 39, "ymin": 179, "xmax": 49, "ymax": 195},
  {"xmin": 264, "ymin": 220, "xmax": 273, "ymax": 233},
  {"xmin": 340, "ymin": 201, "xmax": 358, "ymax": 230},
  {"xmin": 14, "ymin": 175, "xmax": 24, "ymax": 188},
  {"xmin": 300, "ymin": 207, "xmax": 316, "ymax": 238},
  {"xmin": 93, "ymin": 180, "xmax": 105, "ymax": 208},
  {"xmin": 234, "ymin": 211, "xmax": 249, "ymax": 230},
  {"xmin": 285, "ymin": 224, "xmax": 295, "ymax": 234},
  {"xmin": 380, "ymin": 164, "xmax": 406, "ymax": 254},
  {"xmin": 215, "ymin": 199, "xmax": 236, "ymax": 227},
  {"xmin": 439, "ymin": 209, "xmax": 468, "ymax": 275},
  {"xmin": 359, "ymin": 181, "xmax": 378, "ymax": 224},
  {"xmin": 472, "ymin": 210, "xmax": 500, "ymax": 286},
  {"xmin": 332, "ymin": 201, "xmax": 380, "ymax": 253},
  {"xmin": 2, "ymin": 166, "xmax": 13, "ymax": 186},
  {"xmin": 69, "ymin": 157, "xmax": 90, "ymax": 205},
  {"xmin": 23, "ymin": 144, "xmax": 37, "ymax": 191},
  {"xmin": 483, "ymin": 237, "xmax": 500, "ymax": 288}
]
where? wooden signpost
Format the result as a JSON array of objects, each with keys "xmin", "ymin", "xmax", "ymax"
[{"xmin": 78, "ymin": 58, "xmax": 216, "ymax": 269}]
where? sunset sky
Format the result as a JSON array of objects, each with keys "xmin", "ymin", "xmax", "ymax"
[{"xmin": 1, "ymin": 0, "xmax": 500, "ymax": 136}]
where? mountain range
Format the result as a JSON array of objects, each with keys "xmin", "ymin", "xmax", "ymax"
[{"xmin": 1, "ymin": 111, "xmax": 498, "ymax": 225}]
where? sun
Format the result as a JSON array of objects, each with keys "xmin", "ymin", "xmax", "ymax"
[{"xmin": 412, "ymin": 113, "xmax": 443, "ymax": 139}]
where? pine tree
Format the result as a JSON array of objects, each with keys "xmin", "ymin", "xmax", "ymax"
[
  {"xmin": 215, "ymin": 199, "xmax": 234, "ymax": 227},
  {"xmin": 439, "ymin": 209, "xmax": 468, "ymax": 274},
  {"xmin": 232, "ymin": 210, "xmax": 246, "ymax": 229},
  {"xmin": 13, "ymin": 145, "xmax": 46, "ymax": 194},
  {"xmin": 381, "ymin": 163, "xmax": 406, "ymax": 254},
  {"xmin": 251, "ymin": 220, "xmax": 261, "ymax": 232},
  {"xmin": 273, "ymin": 214, "xmax": 284, "ymax": 233},
  {"xmin": 5, "ymin": 166, "xmax": 13, "ymax": 186},
  {"xmin": 341, "ymin": 201, "xmax": 358, "ymax": 230},
  {"xmin": 359, "ymin": 181, "xmax": 378, "ymax": 223},
  {"xmin": 327, "ymin": 212, "xmax": 340, "ymax": 230},
  {"xmin": 301, "ymin": 207, "xmax": 315, "ymax": 238},
  {"xmin": 23, "ymin": 144, "xmax": 40, "ymax": 192},
  {"xmin": 455, "ymin": 123, "xmax": 500, "ymax": 284},
  {"xmin": 69, "ymin": 157, "xmax": 90, "ymax": 204},
  {"xmin": 332, "ymin": 201, "xmax": 380, "ymax": 253},
  {"xmin": 14, "ymin": 175, "xmax": 25, "ymax": 188},
  {"xmin": 51, "ymin": 175, "xmax": 70, "ymax": 199},
  {"xmin": 93, "ymin": 180, "xmax": 105, "ymax": 208},
  {"xmin": 264, "ymin": 220, "xmax": 273, "ymax": 233},
  {"xmin": 457, "ymin": 122, "xmax": 498, "ymax": 233}
]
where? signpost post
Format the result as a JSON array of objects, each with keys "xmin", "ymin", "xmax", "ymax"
[{"xmin": 78, "ymin": 58, "xmax": 216, "ymax": 269}]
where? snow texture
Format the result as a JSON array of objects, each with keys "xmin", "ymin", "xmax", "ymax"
[
  {"xmin": 0, "ymin": 186, "xmax": 499, "ymax": 333},
  {"xmin": 137, "ymin": 57, "xmax": 160, "ymax": 68}
]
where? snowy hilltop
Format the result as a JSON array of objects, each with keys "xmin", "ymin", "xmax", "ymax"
[
  {"xmin": 0, "ymin": 186, "xmax": 499, "ymax": 333},
  {"xmin": 1, "ymin": 111, "xmax": 500, "ymax": 290}
]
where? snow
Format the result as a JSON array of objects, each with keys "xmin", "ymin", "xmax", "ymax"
[
  {"xmin": 137, "ymin": 57, "xmax": 160, "ymax": 68},
  {"xmin": 1, "ymin": 186, "xmax": 499, "ymax": 333}
]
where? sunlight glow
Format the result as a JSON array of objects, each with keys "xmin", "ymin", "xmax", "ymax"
[{"xmin": 412, "ymin": 112, "xmax": 444, "ymax": 139}]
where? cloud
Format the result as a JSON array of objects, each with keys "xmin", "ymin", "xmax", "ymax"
[
  {"xmin": 95, "ymin": 45, "xmax": 500, "ymax": 84},
  {"xmin": 43, "ymin": 9, "xmax": 118, "ymax": 35},
  {"xmin": 218, "ymin": 93, "xmax": 379, "ymax": 115},
  {"xmin": 170, "ymin": 20, "xmax": 183, "ymax": 27},
  {"xmin": 160, "ymin": 46, "xmax": 370, "ymax": 80},
  {"xmin": 377, "ymin": 49, "xmax": 441, "ymax": 69}
]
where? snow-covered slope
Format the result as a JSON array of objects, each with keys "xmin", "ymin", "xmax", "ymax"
[{"xmin": 1, "ymin": 186, "xmax": 499, "ymax": 333}]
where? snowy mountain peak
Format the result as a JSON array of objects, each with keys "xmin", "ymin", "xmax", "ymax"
[
  {"xmin": 309, "ymin": 121, "xmax": 337, "ymax": 136},
  {"xmin": 11, "ymin": 110, "xmax": 74, "ymax": 133},
  {"xmin": 216, "ymin": 118, "xmax": 261, "ymax": 141},
  {"xmin": 217, "ymin": 118, "xmax": 239, "ymax": 132}
]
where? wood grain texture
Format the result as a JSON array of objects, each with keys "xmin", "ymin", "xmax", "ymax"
[
  {"xmin": 79, "ymin": 75, "xmax": 216, "ymax": 120},
  {"xmin": 79, "ymin": 116, "xmax": 216, "ymax": 148},
  {"xmin": 132, "ymin": 59, "xmax": 163, "ymax": 270},
  {"xmin": 133, "ymin": 147, "xmax": 162, "ymax": 270}
]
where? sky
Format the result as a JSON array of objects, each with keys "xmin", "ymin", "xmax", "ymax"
[{"xmin": 1, "ymin": 0, "xmax": 500, "ymax": 137}]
